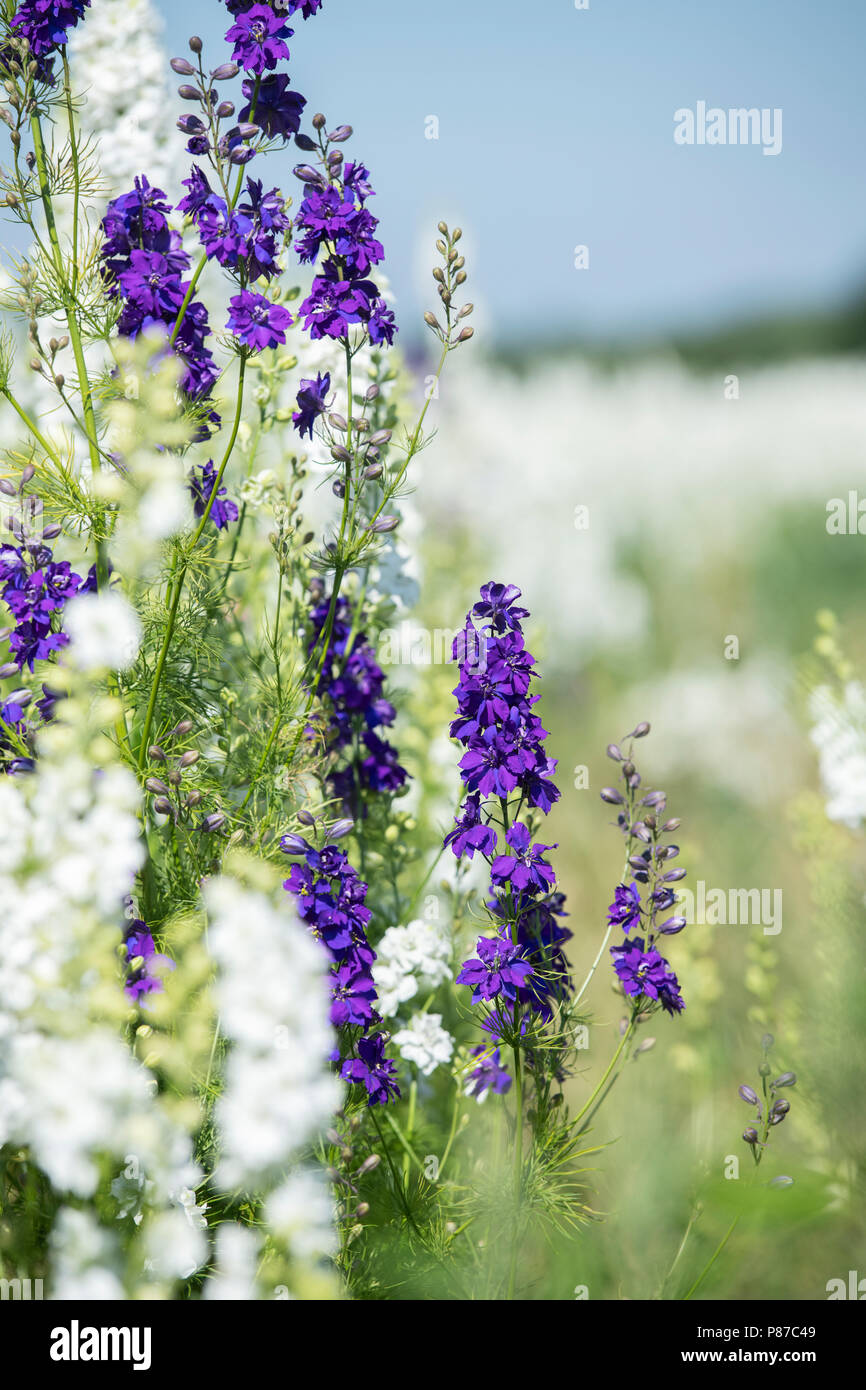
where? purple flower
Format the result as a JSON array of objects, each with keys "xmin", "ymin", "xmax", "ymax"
[
  {"xmin": 225, "ymin": 4, "xmax": 292, "ymax": 74},
  {"xmin": 10, "ymin": 0, "xmax": 90, "ymax": 74},
  {"xmin": 297, "ymin": 270, "xmax": 376, "ymax": 340},
  {"xmin": 465, "ymin": 1045, "xmax": 512, "ymax": 1099},
  {"xmin": 444, "ymin": 794, "xmax": 498, "ymax": 860},
  {"xmin": 608, "ymin": 881, "xmax": 642, "ymax": 932},
  {"xmin": 123, "ymin": 920, "xmax": 175, "ymax": 1006},
  {"xmin": 292, "ymin": 371, "xmax": 330, "ymax": 439},
  {"xmin": 473, "ymin": 582, "xmax": 529, "ymax": 635},
  {"xmin": 456, "ymin": 934, "xmax": 533, "ymax": 1005},
  {"xmin": 100, "ymin": 179, "xmax": 220, "ymax": 426},
  {"xmin": 189, "ymin": 461, "xmax": 239, "ymax": 530},
  {"xmin": 610, "ymin": 936, "xmax": 685, "ymax": 1014},
  {"xmin": 227, "ymin": 290, "xmax": 292, "ymax": 350},
  {"xmin": 330, "ymin": 961, "xmax": 378, "ymax": 1029},
  {"xmin": 490, "ymin": 820, "xmax": 557, "ymax": 895},
  {"xmin": 368, "ymin": 299, "xmax": 397, "ymax": 346},
  {"xmin": 341, "ymin": 1033, "xmax": 401, "ymax": 1107},
  {"xmin": 240, "ymin": 72, "xmax": 306, "ymax": 140}
]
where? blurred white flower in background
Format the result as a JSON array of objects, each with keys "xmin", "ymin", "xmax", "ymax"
[
  {"xmin": 65, "ymin": 590, "xmax": 143, "ymax": 671},
  {"xmin": 624, "ymin": 660, "xmax": 802, "ymax": 806},
  {"xmin": 809, "ymin": 682, "xmax": 866, "ymax": 828},
  {"xmin": 418, "ymin": 354, "xmax": 866, "ymax": 663}
]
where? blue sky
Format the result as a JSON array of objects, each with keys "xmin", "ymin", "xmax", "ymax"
[{"xmin": 157, "ymin": 0, "xmax": 866, "ymax": 347}]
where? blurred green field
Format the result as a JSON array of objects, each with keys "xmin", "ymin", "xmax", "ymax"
[{"xmin": 398, "ymin": 310, "xmax": 866, "ymax": 1300}]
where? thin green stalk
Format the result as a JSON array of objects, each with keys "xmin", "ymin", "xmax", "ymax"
[
  {"xmin": 0, "ymin": 387, "xmax": 68, "ymax": 473},
  {"xmin": 571, "ymin": 1012, "xmax": 637, "ymax": 1132},
  {"xmin": 682, "ymin": 1216, "xmax": 740, "ymax": 1301},
  {"xmin": 137, "ymin": 357, "xmax": 248, "ymax": 766},
  {"xmin": 506, "ymin": 1039, "xmax": 524, "ymax": 1300}
]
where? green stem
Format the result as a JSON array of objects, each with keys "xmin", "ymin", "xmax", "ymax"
[
  {"xmin": 506, "ymin": 1038, "xmax": 524, "ymax": 1300},
  {"xmin": 682, "ymin": 1216, "xmax": 740, "ymax": 1301},
  {"xmin": 571, "ymin": 1013, "xmax": 637, "ymax": 1132},
  {"xmin": 137, "ymin": 357, "xmax": 247, "ymax": 766}
]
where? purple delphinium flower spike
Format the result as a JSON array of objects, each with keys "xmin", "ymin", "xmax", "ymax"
[{"xmin": 281, "ymin": 839, "xmax": 399, "ymax": 1105}]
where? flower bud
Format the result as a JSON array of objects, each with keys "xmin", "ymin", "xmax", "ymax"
[
  {"xmin": 773, "ymin": 1071, "xmax": 796, "ymax": 1088},
  {"xmin": 153, "ymin": 797, "xmax": 173, "ymax": 815},
  {"xmin": 294, "ymin": 133, "xmax": 318, "ymax": 152},
  {"xmin": 178, "ymin": 750, "xmax": 200, "ymax": 767},
  {"xmin": 599, "ymin": 787, "xmax": 624, "ymax": 805},
  {"xmin": 312, "ymin": 112, "xmax": 327, "ymax": 130},
  {"xmin": 178, "ymin": 84, "xmax": 200, "ymax": 101},
  {"xmin": 188, "ymin": 35, "xmax": 203, "ymax": 53},
  {"xmin": 280, "ymin": 833, "xmax": 309, "ymax": 854},
  {"xmin": 297, "ymin": 809, "xmax": 316, "ymax": 826},
  {"xmin": 171, "ymin": 57, "xmax": 196, "ymax": 75},
  {"xmin": 202, "ymin": 812, "xmax": 226, "ymax": 832},
  {"xmin": 742, "ymin": 1127, "xmax": 759, "ymax": 1144},
  {"xmin": 632, "ymin": 721, "xmax": 651, "ymax": 738},
  {"xmin": 229, "ymin": 144, "xmax": 256, "ymax": 165},
  {"xmin": 211, "ymin": 62, "xmax": 240, "ymax": 80},
  {"xmin": 371, "ymin": 516, "xmax": 399, "ymax": 533},
  {"xmin": 328, "ymin": 124, "xmax": 353, "ymax": 142},
  {"xmin": 145, "ymin": 777, "xmax": 169, "ymax": 795},
  {"xmin": 659, "ymin": 917, "xmax": 686, "ymax": 935},
  {"xmin": 328, "ymin": 818, "xmax": 354, "ymax": 840},
  {"xmin": 606, "ymin": 743, "xmax": 623, "ymax": 761},
  {"xmin": 738, "ymin": 1084, "xmax": 759, "ymax": 1105},
  {"xmin": 148, "ymin": 745, "xmax": 166, "ymax": 762},
  {"xmin": 357, "ymin": 1154, "xmax": 380, "ymax": 1176},
  {"xmin": 171, "ymin": 719, "xmax": 193, "ymax": 736}
]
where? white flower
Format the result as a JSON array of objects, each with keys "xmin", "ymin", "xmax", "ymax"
[
  {"xmin": 205, "ymin": 878, "xmax": 341, "ymax": 1188},
  {"xmin": 393, "ymin": 1012, "xmax": 454, "ymax": 1076},
  {"xmin": 65, "ymin": 592, "xmax": 142, "ymax": 672},
  {"xmin": 267, "ymin": 1169, "xmax": 338, "ymax": 1261},
  {"xmin": 203, "ymin": 1224, "xmax": 260, "ymax": 1302},
  {"xmin": 373, "ymin": 919, "xmax": 451, "ymax": 1017}
]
